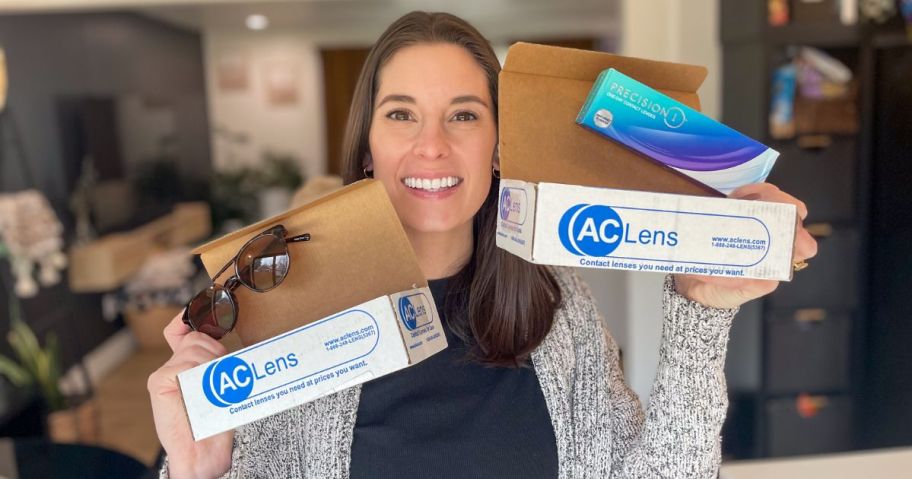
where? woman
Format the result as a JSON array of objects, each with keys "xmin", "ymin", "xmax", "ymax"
[{"xmin": 149, "ymin": 11, "xmax": 817, "ymax": 479}]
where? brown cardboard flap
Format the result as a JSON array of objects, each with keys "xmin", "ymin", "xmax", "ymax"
[
  {"xmin": 503, "ymin": 42, "xmax": 708, "ymax": 100},
  {"xmin": 499, "ymin": 43, "xmax": 721, "ymax": 197},
  {"xmin": 193, "ymin": 180, "xmax": 425, "ymax": 345}
]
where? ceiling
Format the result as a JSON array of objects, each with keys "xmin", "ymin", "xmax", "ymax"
[{"xmin": 0, "ymin": 0, "xmax": 621, "ymax": 43}]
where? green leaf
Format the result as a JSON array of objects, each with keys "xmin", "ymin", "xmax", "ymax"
[
  {"xmin": 1, "ymin": 312, "xmax": 65, "ymax": 409},
  {"xmin": 8, "ymin": 289, "xmax": 20, "ymax": 321},
  {"xmin": 46, "ymin": 333, "xmax": 61, "ymax": 389},
  {"xmin": 0, "ymin": 355, "xmax": 31, "ymax": 386},
  {"xmin": 7, "ymin": 327, "xmax": 31, "ymax": 371},
  {"xmin": 8, "ymin": 322, "xmax": 39, "ymax": 376}
]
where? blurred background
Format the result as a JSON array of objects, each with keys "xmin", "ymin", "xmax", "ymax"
[{"xmin": 0, "ymin": 0, "xmax": 909, "ymax": 477}]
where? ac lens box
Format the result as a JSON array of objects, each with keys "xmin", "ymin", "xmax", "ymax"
[
  {"xmin": 576, "ymin": 69, "xmax": 779, "ymax": 194},
  {"xmin": 180, "ymin": 180, "xmax": 447, "ymax": 440},
  {"xmin": 497, "ymin": 180, "xmax": 797, "ymax": 281},
  {"xmin": 496, "ymin": 43, "xmax": 797, "ymax": 280},
  {"xmin": 178, "ymin": 288, "xmax": 445, "ymax": 440}
]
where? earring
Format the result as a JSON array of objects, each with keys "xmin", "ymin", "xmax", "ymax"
[
  {"xmin": 363, "ymin": 168, "xmax": 373, "ymax": 178},
  {"xmin": 492, "ymin": 165, "xmax": 501, "ymax": 179}
]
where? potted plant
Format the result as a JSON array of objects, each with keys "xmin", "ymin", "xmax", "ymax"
[
  {"xmin": 0, "ymin": 293, "xmax": 98, "ymax": 443},
  {"xmin": 255, "ymin": 151, "xmax": 305, "ymax": 219},
  {"xmin": 210, "ymin": 165, "xmax": 262, "ymax": 232}
]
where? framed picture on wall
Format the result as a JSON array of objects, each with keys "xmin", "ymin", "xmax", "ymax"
[
  {"xmin": 263, "ymin": 60, "xmax": 299, "ymax": 106},
  {"xmin": 216, "ymin": 55, "xmax": 249, "ymax": 92}
]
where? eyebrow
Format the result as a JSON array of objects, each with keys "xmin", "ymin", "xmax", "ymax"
[
  {"xmin": 451, "ymin": 95, "xmax": 489, "ymax": 108},
  {"xmin": 377, "ymin": 94, "xmax": 415, "ymax": 108},
  {"xmin": 376, "ymin": 94, "xmax": 489, "ymax": 109}
]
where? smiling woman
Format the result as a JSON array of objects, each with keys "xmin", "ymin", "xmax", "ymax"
[
  {"xmin": 370, "ymin": 70, "xmax": 493, "ymax": 223},
  {"xmin": 340, "ymin": 14, "xmax": 562, "ymax": 368},
  {"xmin": 151, "ymin": 10, "xmax": 817, "ymax": 479},
  {"xmin": 366, "ymin": 44, "xmax": 497, "ymax": 256}
]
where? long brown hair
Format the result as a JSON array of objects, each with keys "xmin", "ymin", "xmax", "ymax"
[{"xmin": 341, "ymin": 11, "xmax": 561, "ymax": 367}]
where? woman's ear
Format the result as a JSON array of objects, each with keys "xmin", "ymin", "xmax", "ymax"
[
  {"xmin": 363, "ymin": 152, "xmax": 374, "ymax": 177},
  {"xmin": 492, "ymin": 144, "xmax": 500, "ymax": 170}
]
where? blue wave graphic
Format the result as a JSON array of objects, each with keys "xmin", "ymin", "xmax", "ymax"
[{"xmin": 577, "ymin": 69, "xmax": 778, "ymax": 191}]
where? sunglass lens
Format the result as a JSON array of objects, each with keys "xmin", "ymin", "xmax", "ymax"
[
  {"xmin": 185, "ymin": 285, "xmax": 237, "ymax": 339},
  {"xmin": 236, "ymin": 233, "xmax": 290, "ymax": 291}
]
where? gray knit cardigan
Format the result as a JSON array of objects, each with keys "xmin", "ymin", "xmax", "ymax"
[{"xmin": 162, "ymin": 269, "xmax": 738, "ymax": 478}]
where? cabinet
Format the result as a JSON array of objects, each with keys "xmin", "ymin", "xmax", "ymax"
[{"xmin": 720, "ymin": 0, "xmax": 912, "ymax": 458}]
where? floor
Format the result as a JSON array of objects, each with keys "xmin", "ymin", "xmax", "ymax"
[
  {"xmin": 91, "ymin": 309, "xmax": 244, "ymax": 467},
  {"xmin": 94, "ymin": 348, "xmax": 171, "ymax": 466}
]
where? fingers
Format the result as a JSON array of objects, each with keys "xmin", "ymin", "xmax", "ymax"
[
  {"xmin": 732, "ymin": 183, "xmax": 817, "ymax": 263},
  {"xmin": 793, "ymin": 224, "xmax": 819, "ymax": 262},
  {"xmin": 167, "ymin": 345, "xmax": 221, "ymax": 369},
  {"xmin": 766, "ymin": 189, "xmax": 808, "ymax": 220},
  {"xmin": 178, "ymin": 331, "xmax": 228, "ymax": 359},
  {"xmin": 149, "ymin": 359, "xmax": 208, "ymax": 397},
  {"xmin": 150, "ymin": 332, "xmax": 228, "ymax": 395},
  {"xmin": 730, "ymin": 183, "xmax": 808, "ymax": 220},
  {"xmin": 728, "ymin": 182, "xmax": 780, "ymax": 202},
  {"xmin": 164, "ymin": 309, "xmax": 192, "ymax": 352}
]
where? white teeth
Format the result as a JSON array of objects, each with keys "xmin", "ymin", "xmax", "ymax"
[{"xmin": 403, "ymin": 176, "xmax": 461, "ymax": 191}]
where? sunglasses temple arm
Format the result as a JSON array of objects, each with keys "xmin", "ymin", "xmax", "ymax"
[{"xmin": 287, "ymin": 233, "xmax": 311, "ymax": 243}]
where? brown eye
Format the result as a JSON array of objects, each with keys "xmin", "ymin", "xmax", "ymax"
[
  {"xmin": 451, "ymin": 111, "xmax": 478, "ymax": 122},
  {"xmin": 387, "ymin": 110, "xmax": 412, "ymax": 121}
]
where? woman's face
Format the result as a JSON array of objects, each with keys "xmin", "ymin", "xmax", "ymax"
[{"xmin": 367, "ymin": 42, "xmax": 497, "ymax": 237}]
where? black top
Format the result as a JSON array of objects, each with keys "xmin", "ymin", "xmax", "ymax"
[{"xmin": 349, "ymin": 277, "xmax": 559, "ymax": 478}]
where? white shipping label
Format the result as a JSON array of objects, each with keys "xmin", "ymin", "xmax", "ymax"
[
  {"xmin": 495, "ymin": 179, "xmax": 537, "ymax": 261},
  {"xmin": 389, "ymin": 288, "xmax": 447, "ymax": 364},
  {"xmin": 532, "ymin": 183, "xmax": 796, "ymax": 280},
  {"xmin": 179, "ymin": 295, "xmax": 409, "ymax": 440}
]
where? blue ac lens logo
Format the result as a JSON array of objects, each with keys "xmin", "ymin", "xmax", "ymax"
[
  {"xmin": 499, "ymin": 187, "xmax": 526, "ymax": 225},
  {"xmin": 499, "ymin": 188, "xmax": 512, "ymax": 221},
  {"xmin": 398, "ymin": 294, "xmax": 430, "ymax": 331},
  {"xmin": 202, "ymin": 356, "xmax": 254, "ymax": 407},
  {"xmin": 558, "ymin": 204, "xmax": 624, "ymax": 257}
]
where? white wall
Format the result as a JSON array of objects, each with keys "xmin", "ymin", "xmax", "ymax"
[
  {"xmin": 582, "ymin": 0, "xmax": 722, "ymax": 404},
  {"xmin": 203, "ymin": 30, "xmax": 327, "ymax": 178},
  {"xmin": 621, "ymin": 0, "xmax": 721, "ymax": 119},
  {"xmin": 200, "ymin": 7, "xmax": 621, "ymax": 179}
]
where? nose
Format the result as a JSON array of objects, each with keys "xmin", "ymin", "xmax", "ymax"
[{"xmin": 412, "ymin": 121, "xmax": 450, "ymax": 160}]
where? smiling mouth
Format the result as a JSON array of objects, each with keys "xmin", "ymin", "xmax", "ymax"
[{"xmin": 402, "ymin": 176, "xmax": 463, "ymax": 193}]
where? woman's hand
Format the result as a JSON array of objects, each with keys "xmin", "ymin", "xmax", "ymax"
[
  {"xmin": 148, "ymin": 312, "xmax": 234, "ymax": 479},
  {"xmin": 672, "ymin": 183, "xmax": 818, "ymax": 309}
]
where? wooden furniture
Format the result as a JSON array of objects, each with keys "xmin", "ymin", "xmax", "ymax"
[
  {"xmin": 68, "ymin": 202, "xmax": 210, "ymax": 293},
  {"xmin": 721, "ymin": 447, "xmax": 912, "ymax": 479},
  {"xmin": 93, "ymin": 349, "xmax": 171, "ymax": 466}
]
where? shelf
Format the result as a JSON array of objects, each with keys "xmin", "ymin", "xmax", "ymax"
[
  {"xmin": 870, "ymin": 31, "xmax": 912, "ymax": 49},
  {"xmin": 765, "ymin": 24, "xmax": 860, "ymax": 47}
]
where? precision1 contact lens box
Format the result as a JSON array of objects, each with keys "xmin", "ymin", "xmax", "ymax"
[
  {"xmin": 496, "ymin": 43, "xmax": 798, "ymax": 281},
  {"xmin": 178, "ymin": 180, "xmax": 446, "ymax": 440},
  {"xmin": 576, "ymin": 69, "xmax": 779, "ymax": 194}
]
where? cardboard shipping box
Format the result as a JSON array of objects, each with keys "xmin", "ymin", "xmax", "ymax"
[
  {"xmin": 496, "ymin": 43, "xmax": 797, "ymax": 281},
  {"xmin": 178, "ymin": 180, "xmax": 447, "ymax": 440}
]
